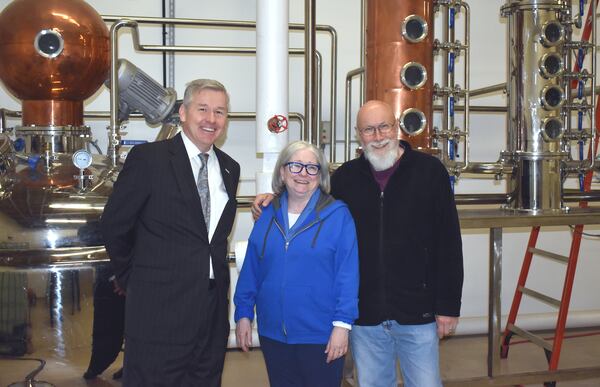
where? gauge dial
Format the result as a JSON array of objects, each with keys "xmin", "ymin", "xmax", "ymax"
[{"xmin": 72, "ymin": 149, "xmax": 93, "ymax": 169}]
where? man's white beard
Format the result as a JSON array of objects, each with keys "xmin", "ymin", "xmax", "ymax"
[{"xmin": 363, "ymin": 139, "xmax": 399, "ymax": 171}]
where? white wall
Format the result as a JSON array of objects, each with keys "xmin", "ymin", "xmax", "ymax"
[{"xmin": 0, "ymin": 0, "xmax": 599, "ymax": 335}]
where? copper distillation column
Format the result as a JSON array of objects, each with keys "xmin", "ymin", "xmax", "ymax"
[
  {"xmin": 366, "ymin": 0, "xmax": 434, "ymax": 150},
  {"xmin": 365, "ymin": 0, "xmax": 471, "ymax": 181}
]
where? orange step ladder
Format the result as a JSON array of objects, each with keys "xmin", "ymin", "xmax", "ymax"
[{"xmin": 500, "ymin": 137, "xmax": 598, "ymax": 387}]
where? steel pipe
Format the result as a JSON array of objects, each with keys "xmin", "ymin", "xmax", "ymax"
[
  {"xmin": 102, "ymin": 15, "xmax": 339, "ymax": 162},
  {"xmin": 109, "ymin": 20, "xmax": 321, "ymax": 142},
  {"xmin": 0, "ymin": 108, "xmax": 7, "ymax": 133},
  {"xmin": 563, "ymin": 190, "xmax": 600, "ymax": 202},
  {"xmin": 360, "ymin": 0, "xmax": 366, "ymax": 103},
  {"xmin": 470, "ymin": 83, "xmax": 507, "ymax": 97},
  {"xmin": 437, "ymin": 105, "xmax": 507, "ymax": 113},
  {"xmin": 589, "ymin": 0, "xmax": 597, "ymax": 170},
  {"xmin": 109, "ymin": 19, "xmax": 138, "ymax": 167},
  {"xmin": 454, "ymin": 194, "xmax": 510, "ymax": 206},
  {"xmin": 462, "ymin": 2, "xmax": 472, "ymax": 172},
  {"xmin": 461, "ymin": 162, "xmax": 515, "ymax": 175},
  {"xmin": 305, "ymin": 0, "xmax": 318, "ymax": 145},
  {"xmin": 344, "ymin": 67, "xmax": 365, "ymax": 161},
  {"xmin": 0, "ymin": 110, "xmax": 306, "ymax": 137}
]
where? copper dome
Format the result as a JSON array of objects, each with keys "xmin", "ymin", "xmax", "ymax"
[{"xmin": 0, "ymin": 0, "xmax": 110, "ymax": 126}]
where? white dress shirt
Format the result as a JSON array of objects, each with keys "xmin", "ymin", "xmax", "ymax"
[{"xmin": 181, "ymin": 132, "xmax": 229, "ymax": 279}]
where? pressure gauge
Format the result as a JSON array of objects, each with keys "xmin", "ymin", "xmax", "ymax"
[{"xmin": 72, "ymin": 149, "xmax": 93, "ymax": 169}]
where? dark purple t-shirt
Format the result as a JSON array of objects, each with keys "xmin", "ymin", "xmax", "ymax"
[{"xmin": 371, "ymin": 157, "xmax": 401, "ymax": 191}]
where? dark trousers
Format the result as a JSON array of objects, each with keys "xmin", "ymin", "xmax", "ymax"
[
  {"xmin": 86, "ymin": 266, "xmax": 125, "ymax": 376},
  {"xmin": 123, "ymin": 284, "xmax": 228, "ymax": 387},
  {"xmin": 259, "ymin": 335, "xmax": 345, "ymax": 387}
]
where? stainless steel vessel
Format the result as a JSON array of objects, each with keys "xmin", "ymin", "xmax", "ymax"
[
  {"xmin": 501, "ymin": 0, "xmax": 596, "ymax": 212},
  {"xmin": 0, "ymin": 1, "xmax": 115, "ymax": 383}
]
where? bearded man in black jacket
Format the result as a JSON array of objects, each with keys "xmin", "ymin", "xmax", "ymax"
[{"xmin": 253, "ymin": 100, "xmax": 463, "ymax": 387}]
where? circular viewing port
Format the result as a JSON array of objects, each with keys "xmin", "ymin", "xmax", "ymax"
[
  {"xmin": 539, "ymin": 53, "xmax": 564, "ymax": 79},
  {"xmin": 541, "ymin": 117, "xmax": 564, "ymax": 140},
  {"xmin": 540, "ymin": 21, "xmax": 564, "ymax": 47},
  {"xmin": 34, "ymin": 29, "xmax": 64, "ymax": 58},
  {"xmin": 399, "ymin": 108, "xmax": 426, "ymax": 136},
  {"xmin": 401, "ymin": 62, "xmax": 427, "ymax": 90},
  {"xmin": 402, "ymin": 15, "xmax": 428, "ymax": 43},
  {"xmin": 540, "ymin": 85, "xmax": 564, "ymax": 110}
]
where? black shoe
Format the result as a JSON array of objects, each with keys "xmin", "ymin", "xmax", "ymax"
[{"xmin": 83, "ymin": 370, "xmax": 99, "ymax": 380}]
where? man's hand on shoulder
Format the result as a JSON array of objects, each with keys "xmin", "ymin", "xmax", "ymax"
[{"xmin": 251, "ymin": 193, "xmax": 275, "ymax": 221}]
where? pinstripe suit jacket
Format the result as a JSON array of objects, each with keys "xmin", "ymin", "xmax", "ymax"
[{"xmin": 101, "ymin": 133, "xmax": 240, "ymax": 345}]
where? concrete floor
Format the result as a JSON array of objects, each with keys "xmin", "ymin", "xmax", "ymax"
[
  {"xmin": 1, "ymin": 330, "xmax": 599, "ymax": 386},
  {"xmin": 0, "ymin": 284, "xmax": 598, "ymax": 386}
]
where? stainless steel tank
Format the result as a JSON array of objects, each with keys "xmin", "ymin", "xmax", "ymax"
[
  {"xmin": 502, "ymin": 0, "xmax": 570, "ymax": 212},
  {"xmin": 0, "ymin": 0, "xmax": 115, "ymax": 384}
]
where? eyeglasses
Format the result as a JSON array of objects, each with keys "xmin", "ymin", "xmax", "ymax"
[
  {"xmin": 358, "ymin": 122, "xmax": 395, "ymax": 137},
  {"xmin": 285, "ymin": 162, "xmax": 321, "ymax": 176}
]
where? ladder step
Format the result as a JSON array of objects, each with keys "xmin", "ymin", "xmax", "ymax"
[
  {"xmin": 527, "ymin": 247, "xmax": 569, "ymax": 263},
  {"xmin": 507, "ymin": 323, "xmax": 553, "ymax": 352},
  {"xmin": 518, "ymin": 286, "xmax": 561, "ymax": 308}
]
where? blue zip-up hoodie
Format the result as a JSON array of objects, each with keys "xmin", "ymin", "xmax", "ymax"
[{"xmin": 234, "ymin": 190, "xmax": 359, "ymax": 344}]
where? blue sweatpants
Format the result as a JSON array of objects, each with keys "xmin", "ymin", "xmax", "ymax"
[{"xmin": 259, "ymin": 335, "xmax": 344, "ymax": 387}]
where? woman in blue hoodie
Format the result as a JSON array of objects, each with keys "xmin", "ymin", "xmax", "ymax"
[{"xmin": 234, "ymin": 141, "xmax": 359, "ymax": 387}]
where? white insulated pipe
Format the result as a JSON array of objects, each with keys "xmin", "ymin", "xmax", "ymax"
[{"xmin": 255, "ymin": 0, "xmax": 289, "ymax": 194}]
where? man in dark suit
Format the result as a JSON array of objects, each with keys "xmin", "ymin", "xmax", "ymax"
[{"xmin": 101, "ymin": 79, "xmax": 240, "ymax": 387}]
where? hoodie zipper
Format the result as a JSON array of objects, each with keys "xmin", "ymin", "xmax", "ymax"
[
  {"xmin": 273, "ymin": 216, "xmax": 320, "ymax": 337},
  {"xmin": 274, "ymin": 218, "xmax": 320, "ymax": 251},
  {"xmin": 379, "ymin": 190, "xmax": 387, "ymax": 315}
]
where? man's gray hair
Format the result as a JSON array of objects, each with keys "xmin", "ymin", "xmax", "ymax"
[
  {"xmin": 182, "ymin": 79, "xmax": 230, "ymax": 110},
  {"xmin": 272, "ymin": 140, "xmax": 330, "ymax": 195}
]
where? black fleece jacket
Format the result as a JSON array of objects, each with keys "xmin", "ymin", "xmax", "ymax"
[{"xmin": 330, "ymin": 141, "xmax": 463, "ymax": 325}]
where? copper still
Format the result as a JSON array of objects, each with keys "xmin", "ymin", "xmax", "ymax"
[
  {"xmin": 366, "ymin": 0, "xmax": 434, "ymax": 150},
  {"xmin": 0, "ymin": 0, "xmax": 110, "ymax": 127}
]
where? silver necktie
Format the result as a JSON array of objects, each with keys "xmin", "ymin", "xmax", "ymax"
[{"xmin": 197, "ymin": 153, "xmax": 210, "ymax": 230}]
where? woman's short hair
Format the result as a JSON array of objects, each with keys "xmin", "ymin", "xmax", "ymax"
[
  {"xmin": 182, "ymin": 79, "xmax": 230, "ymax": 111},
  {"xmin": 272, "ymin": 140, "xmax": 330, "ymax": 195}
]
